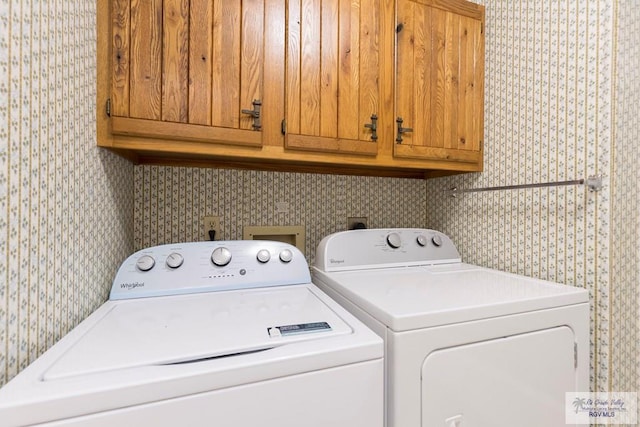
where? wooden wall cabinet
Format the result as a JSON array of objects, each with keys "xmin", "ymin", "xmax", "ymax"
[{"xmin": 98, "ymin": 0, "xmax": 485, "ymax": 178}]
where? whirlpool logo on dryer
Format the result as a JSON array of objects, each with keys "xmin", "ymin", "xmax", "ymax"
[
  {"xmin": 330, "ymin": 258, "xmax": 345, "ymax": 264},
  {"xmin": 120, "ymin": 281, "xmax": 145, "ymax": 290}
]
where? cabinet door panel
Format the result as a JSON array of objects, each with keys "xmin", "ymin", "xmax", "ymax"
[
  {"xmin": 395, "ymin": 0, "xmax": 483, "ymax": 163},
  {"xmin": 286, "ymin": 0, "xmax": 379, "ymax": 156},
  {"xmin": 111, "ymin": 0, "xmax": 131, "ymax": 118},
  {"xmin": 321, "ymin": 0, "xmax": 339, "ymax": 138},
  {"xmin": 211, "ymin": 1, "xmax": 240, "ymax": 128},
  {"xmin": 130, "ymin": 0, "xmax": 162, "ymax": 120},
  {"xmin": 111, "ymin": 0, "xmax": 265, "ymax": 147},
  {"xmin": 357, "ymin": 0, "xmax": 379, "ymax": 142},
  {"xmin": 189, "ymin": 0, "xmax": 213, "ymax": 126},
  {"xmin": 162, "ymin": 0, "xmax": 189, "ymax": 123},
  {"xmin": 240, "ymin": 0, "xmax": 265, "ymax": 131}
]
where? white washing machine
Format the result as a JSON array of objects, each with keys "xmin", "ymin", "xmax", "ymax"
[
  {"xmin": 312, "ymin": 228, "xmax": 589, "ymax": 427},
  {"xmin": 0, "ymin": 241, "xmax": 383, "ymax": 427}
]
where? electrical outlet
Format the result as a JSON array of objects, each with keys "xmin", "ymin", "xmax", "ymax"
[
  {"xmin": 203, "ymin": 216, "xmax": 221, "ymax": 241},
  {"xmin": 347, "ymin": 216, "xmax": 368, "ymax": 230}
]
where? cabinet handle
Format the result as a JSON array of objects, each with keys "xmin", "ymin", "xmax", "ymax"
[
  {"xmin": 241, "ymin": 99, "xmax": 262, "ymax": 131},
  {"xmin": 364, "ymin": 114, "xmax": 378, "ymax": 141},
  {"xmin": 396, "ymin": 117, "xmax": 413, "ymax": 143}
]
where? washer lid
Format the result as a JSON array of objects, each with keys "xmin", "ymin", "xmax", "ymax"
[
  {"xmin": 314, "ymin": 263, "xmax": 589, "ymax": 331},
  {"xmin": 44, "ymin": 285, "xmax": 352, "ymax": 380}
]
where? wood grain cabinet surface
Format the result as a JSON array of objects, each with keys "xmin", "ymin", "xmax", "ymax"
[
  {"xmin": 98, "ymin": 0, "xmax": 485, "ymax": 178},
  {"xmin": 110, "ymin": 0, "xmax": 266, "ymax": 148},
  {"xmin": 284, "ymin": 0, "xmax": 380, "ymax": 157},
  {"xmin": 394, "ymin": 0, "xmax": 484, "ymax": 165}
]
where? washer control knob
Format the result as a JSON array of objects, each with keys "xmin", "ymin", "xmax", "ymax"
[
  {"xmin": 279, "ymin": 249, "xmax": 293, "ymax": 263},
  {"xmin": 136, "ymin": 255, "xmax": 155, "ymax": 271},
  {"xmin": 166, "ymin": 252, "xmax": 184, "ymax": 269},
  {"xmin": 211, "ymin": 247, "xmax": 232, "ymax": 266},
  {"xmin": 416, "ymin": 235, "xmax": 428, "ymax": 247},
  {"xmin": 257, "ymin": 249, "xmax": 271, "ymax": 263},
  {"xmin": 386, "ymin": 232, "xmax": 402, "ymax": 249},
  {"xmin": 432, "ymin": 235, "xmax": 443, "ymax": 247}
]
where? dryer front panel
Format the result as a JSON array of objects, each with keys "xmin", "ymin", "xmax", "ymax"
[{"xmin": 421, "ymin": 326, "xmax": 575, "ymax": 427}]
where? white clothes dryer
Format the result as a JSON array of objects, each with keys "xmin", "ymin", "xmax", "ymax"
[
  {"xmin": 312, "ymin": 228, "xmax": 589, "ymax": 427},
  {"xmin": 0, "ymin": 240, "xmax": 383, "ymax": 427}
]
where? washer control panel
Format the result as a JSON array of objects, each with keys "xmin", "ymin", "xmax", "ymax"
[
  {"xmin": 111, "ymin": 241, "xmax": 310, "ymax": 300},
  {"xmin": 314, "ymin": 228, "xmax": 461, "ymax": 272}
]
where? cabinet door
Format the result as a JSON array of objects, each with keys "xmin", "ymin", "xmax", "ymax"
[
  {"xmin": 394, "ymin": 0, "xmax": 484, "ymax": 164},
  {"xmin": 285, "ymin": 0, "xmax": 380, "ymax": 156},
  {"xmin": 111, "ymin": 0, "xmax": 265, "ymax": 147}
]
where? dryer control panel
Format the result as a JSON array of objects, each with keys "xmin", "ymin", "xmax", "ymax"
[
  {"xmin": 314, "ymin": 229, "xmax": 461, "ymax": 272},
  {"xmin": 111, "ymin": 241, "xmax": 310, "ymax": 300}
]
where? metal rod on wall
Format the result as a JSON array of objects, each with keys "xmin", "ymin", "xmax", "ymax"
[{"xmin": 448, "ymin": 175, "xmax": 604, "ymax": 197}]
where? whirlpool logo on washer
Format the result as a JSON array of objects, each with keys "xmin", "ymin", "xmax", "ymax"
[
  {"xmin": 329, "ymin": 258, "xmax": 345, "ymax": 264},
  {"xmin": 120, "ymin": 282, "xmax": 145, "ymax": 290}
]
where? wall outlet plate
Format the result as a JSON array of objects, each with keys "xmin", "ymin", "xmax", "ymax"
[
  {"xmin": 347, "ymin": 216, "xmax": 368, "ymax": 230},
  {"xmin": 203, "ymin": 216, "xmax": 221, "ymax": 241}
]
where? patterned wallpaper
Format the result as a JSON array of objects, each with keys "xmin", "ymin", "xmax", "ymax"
[
  {"xmin": 134, "ymin": 166, "xmax": 427, "ymax": 263},
  {"xmin": 426, "ymin": 0, "xmax": 637, "ymax": 400},
  {"xmin": 0, "ymin": 2, "xmax": 134, "ymax": 386},
  {"xmin": 611, "ymin": 0, "xmax": 639, "ymax": 396}
]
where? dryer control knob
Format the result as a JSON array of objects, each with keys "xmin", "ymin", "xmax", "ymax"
[
  {"xmin": 279, "ymin": 249, "xmax": 293, "ymax": 263},
  {"xmin": 136, "ymin": 255, "xmax": 155, "ymax": 271},
  {"xmin": 386, "ymin": 232, "xmax": 402, "ymax": 249},
  {"xmin": 257, "ymin": 249, "xmax": 271, "ymax": 263},
  {"xmin": 211, "ymin": 247, "xmax": 232, "ymax": 266},
  {"xmin": 416, "ymin": 235, "xmax": 428, "ymax": 247},
  {"xmin": 166, "ymin": 252, "xmax": 184, "ymax": 269},
  {"xmin": 432, "ymin": 235, "xmax": 443, "ymax": 247}
]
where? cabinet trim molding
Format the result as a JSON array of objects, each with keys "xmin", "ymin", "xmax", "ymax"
[{"xmin": 111, "ymin": 117, "xmax": 262, "ymax": 148}]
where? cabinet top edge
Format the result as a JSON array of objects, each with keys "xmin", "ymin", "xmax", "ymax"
[{"xmin": 412, "ymin": 0, "xmax": 485, "ymax": 21}]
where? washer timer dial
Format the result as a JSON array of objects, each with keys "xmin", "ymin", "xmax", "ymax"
[
  {"xmin": 136, "ymin": 255, "xmax": 155, "ymax": 271},
  {"xmin": 211, "ymin": 247, "xmax": 232, "ymax": 266},
  {"xmin": 257, "ymin": 249, "xmax": 271, "ymax": 263},
  {"xmin": 166, "ymin": 253, "xmax": 184, "ymax": 269},
  {"xmin": 386, "ymin": 232, "xmax": 402, "ymax": 249},
  {"xmin": 279, "ymin": 249, "xmax": 293, "ymax": 263}
]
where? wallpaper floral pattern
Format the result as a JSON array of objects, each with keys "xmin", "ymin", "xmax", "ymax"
[
  {"xmin": 134, "ymin": 166, "xmax": 427, "ymax": 263},
  {"xmin": 0, "ymin": 1, "xmax": 133, "ymax": 386},
  {"xmin": 611, "ymin": 0, "xmax": 639, "ymax": 398}
]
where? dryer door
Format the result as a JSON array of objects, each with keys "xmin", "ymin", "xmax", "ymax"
[{"xmin": 421, "ymin": 326, "xmax": 576, "ymax": 427}]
